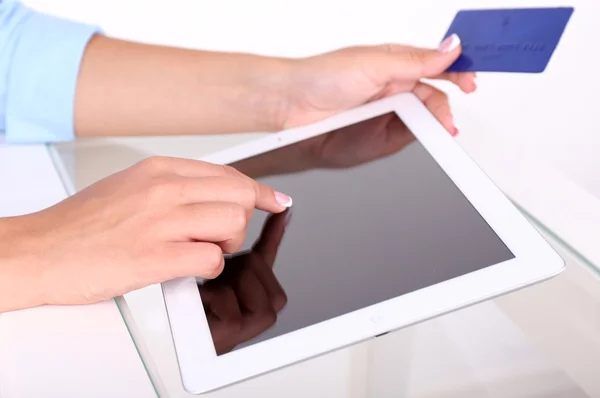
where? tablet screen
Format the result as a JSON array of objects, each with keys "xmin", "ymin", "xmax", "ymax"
[{"xmin": 197, "ymin": 112, "xmax": 514, "ymax": 355}]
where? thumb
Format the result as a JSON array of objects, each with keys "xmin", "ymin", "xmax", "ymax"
[{"xmin": 383, "ymin": 34, "xmax": 462, "ymax": 80}]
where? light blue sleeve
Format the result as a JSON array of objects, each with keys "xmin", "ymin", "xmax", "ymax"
[{"xmin": 0, "ymin": 0, "xmax": 101, "ymax": 144}]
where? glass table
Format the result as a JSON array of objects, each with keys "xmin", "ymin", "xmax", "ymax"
[{"xmin": 49, "ymin": 133, "xmax": 600, "ymax": 398}]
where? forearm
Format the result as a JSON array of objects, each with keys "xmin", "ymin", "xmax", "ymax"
[{"xmin": 75, "ymin": 36, "xmax": 292, "ymax": 138}]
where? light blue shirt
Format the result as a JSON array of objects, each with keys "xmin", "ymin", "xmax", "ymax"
[{"xmin": 0, "ymin": 0, "xmax": 100, "ymax": 144}]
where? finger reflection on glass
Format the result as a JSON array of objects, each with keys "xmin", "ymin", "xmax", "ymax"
[{"xmin": 198, "ymin": 210, "xmax": 290, "ymax": 355}]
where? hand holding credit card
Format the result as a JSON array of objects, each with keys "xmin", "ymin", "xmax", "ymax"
[{"xmin": 442, "ymin": 7, "xmax": 574, "ymax": 73}]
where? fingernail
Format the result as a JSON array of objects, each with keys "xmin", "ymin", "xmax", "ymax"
[
  {"xmin": 439, "ymin": 34, "xmax": 461, "ymax": 54},
  {"xmin": 453, "ymin": 123, "xmax": 460, "ymax": 136},
  {"xmin": 472, "ymin": 76, "xmax": 478, "ymax": 90},
  {"xmin": 275, "ymin": 191, "xmax": 293, "ymax": 208}
]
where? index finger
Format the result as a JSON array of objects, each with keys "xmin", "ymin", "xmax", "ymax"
[
  {"xmin": 145, "ymin": 156, "xmax": 293, "ymax": 213},
  {"xmin": 180, "ymin": 160, "xmax": 293, "ymax": 213},
  {"xmin": 250, "ymin": 177, "xmax": 293, "ymax": 214},
  {"xmin": 216, "ymin": 165, "xmax": 292, "ymax": 211}
]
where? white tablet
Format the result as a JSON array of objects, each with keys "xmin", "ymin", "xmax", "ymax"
[{"xmin": 162, "ymin": 93, "xmax": 564, "ymax": 394}]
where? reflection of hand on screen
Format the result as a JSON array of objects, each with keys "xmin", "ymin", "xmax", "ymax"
[
  {"xmin": 304, "ymin": 112, "xmax": 416, "ymax": 169},
  {"xmin": 198, "ymin": 210, "xmax": 290, "ymax": 355},
  {"xmin": 231, "ymin": 113, "xmax": 416, "ymax": 178}
]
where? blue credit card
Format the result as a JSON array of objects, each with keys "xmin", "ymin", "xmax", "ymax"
[{"xmin": 442, "ymin": 7, "xmax": 574, "ymax": 73}]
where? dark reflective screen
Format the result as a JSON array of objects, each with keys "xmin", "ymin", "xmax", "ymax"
[{"xmin": 198, "ymin": 112, "xmax": 514, "ymax": 355}]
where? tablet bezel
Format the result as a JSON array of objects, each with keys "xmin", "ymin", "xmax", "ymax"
[{"xmin": 162, "ymin": 92, "xmax": 564, "ymax": 394}]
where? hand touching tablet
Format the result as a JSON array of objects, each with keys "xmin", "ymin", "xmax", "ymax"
[{"xmin": 0, "ymin": 157, "xmax": 291, "ymax": 312}]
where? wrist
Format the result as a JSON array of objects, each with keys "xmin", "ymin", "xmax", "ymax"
[
  {"xmin": 0, "ymin": 215, "xmax": 47, "ymax": 312},
  {"xmin": 236, "ymin": 54, "xmax": 295, "ymax": 132}
]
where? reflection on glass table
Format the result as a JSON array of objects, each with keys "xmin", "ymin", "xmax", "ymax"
[{"xmin": 49, "ymin": 136, "xmax": 600, "ymax": 398}]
